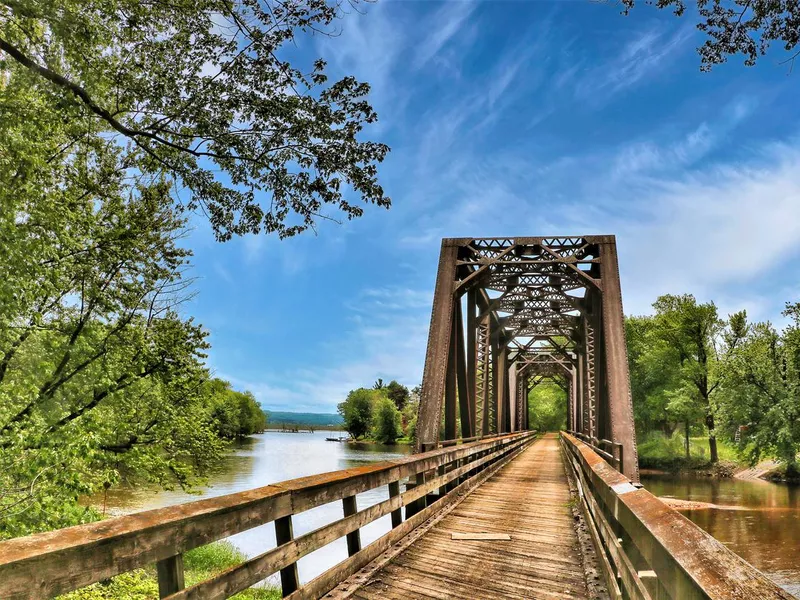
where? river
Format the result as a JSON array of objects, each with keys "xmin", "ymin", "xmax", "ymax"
[
  {"xmin": 99, "ymin": 430, "xmax": 413, "ymax": 586},
  {"xmin": 100, "ymin": 432, "xmax": 800, "ymax": 596},
  {"xmin": 641, "ymin": 473, "xmax": 800, "ymax": 597}
]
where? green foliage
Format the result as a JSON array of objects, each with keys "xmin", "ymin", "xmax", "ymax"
[
  {"xmin": 338, "ymin": 388, "xmax": 378, "ymax": 439},
  {"xmin": 620, "ymin": 0, "xmax": 800, "ymax": 71},
  {"xmin": 626, "ymin": 315, "xmax": 683, "ymax": 436},
  {"xmin": 385, "ymin": 380, "xmax": 410, "ymax": 411},
  {"xmin": 373, "ymin": 397, "xmax": 402, "ymax": 444},
  {"xmin": 402, "ymin": 396, "xmax": 419, "ymax": 445},
  {"xmin": 0, "ymin": 184, "xmax": 228, "ymax": 536},
  {"xmin": 0, "ymin": 0, "xmax": 389, "ymax": 241},
  {"xmin": 205, "ymin": 380, "xmax": 268, "ymax": 439},
  {"xmin": 719, "ymin": 309, "xmax": 800, "ymax": 470},
  {"xmin": 637, "ymin": 431, "xmax": 740, "ymax": 471},
  {"xmin": 646, "ymin": 294, "xmax": 744, "ymax": 463},
  {"xmin": 527, "ymin": 384, "xmax": 567, "ymax": 432},
  {"xmin": 59, "ymin": 542, "xmax": 279, "ymax": 599},
  {"xmin": 629, "ymin": 292, "xmax": 800, "ymax": 473}
]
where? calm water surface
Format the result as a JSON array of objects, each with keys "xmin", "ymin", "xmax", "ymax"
[
  {"xmin": 100, "ymin": 431, "xmax": 412, "ymax": 585},
  {"xmin": 642, "ymin": 473, "xmax": 800, "ymax": 597}
]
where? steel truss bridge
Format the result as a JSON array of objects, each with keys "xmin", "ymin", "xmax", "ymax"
[{"xmin": 0, "ymin": 237, "xmax": 791, "ymax": 600}]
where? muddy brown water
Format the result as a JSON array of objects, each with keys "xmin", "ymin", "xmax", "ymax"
[{"xmin": 642, "ymin": 473, "xmax": 800, "ymax": 597}]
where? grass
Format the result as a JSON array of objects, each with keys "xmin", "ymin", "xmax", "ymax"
[
  {"xmin": 60, "ymin": 541, "xmax": 281, "ymax": 600},
  {"xmin": 637, "ymin": 431, "xmax": 742, "ymax": 472}
]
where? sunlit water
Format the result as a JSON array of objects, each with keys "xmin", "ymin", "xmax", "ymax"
[
  {"xmin": 642, "ymin": 473, "xmax": 800, "ymax": 597},
  {"xmin": 96, "ymin": 430, "xmax": 412, "ymax": 586}
]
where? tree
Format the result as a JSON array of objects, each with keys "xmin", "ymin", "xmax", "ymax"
[
  {"xmin": 386, "ymin": 380, "xmax": 410, "ymax": 411},
  {"xmin": 0, "ymin": 179, "xmax": 235, "ymax": 536},
  {"xmin": 373, "ymin": 397, "xmax": 402, "ymax": 444},
  {"xmin": 650, "ymin": 294, "xmax": 745, "ymax": 462},
  {"xmin": 0, "ymin": 0, "xmax": 389, "ymax": 242},
  {"xmin": 527, "ymin": 384, "xmax": 567, "ymax": 432},
  {"xmin": 205, "ymin": 379, "xmax": 268, "ymax": 438},
  {"xmin": 626, "ymin": 315, "xmax": 684, "ymax": 436},
  {"xmin": 723, "ymin": 310, "xmax": 800, "ymax": 474},
  {"xmin": 373, "ymin": 378, "xmax": 385, "ymax": 390},
  {"xmin": 402, "ymin": 398, "xmax": 419, "ymax": 444},
  {"xmin": 337, "ymin": 388, "xmax": 376, "ymax": 440},
  {"xmin": 621, "ymin": 0, "xmax": 800, "ymax": 71}
]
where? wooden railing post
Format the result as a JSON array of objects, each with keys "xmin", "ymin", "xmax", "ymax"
[
  {"xmin": 274, "ymin": 515, "xmax": 299, "ymax": 596},
  {"xmin": 342, "ymin": 495, "xmax": 361, "ymax": 556},
  {"xmin": 388, "ymin": 481, "xmax": 402, "ymax": 528},
  {"xmin": 156, "ymin": 554, "xmax": 185, "ymax": 598}
]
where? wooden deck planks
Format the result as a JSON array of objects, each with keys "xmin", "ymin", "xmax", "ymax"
[{"xmin": 348, "ymin": 434, "xmax": 594, "ymax": 600}]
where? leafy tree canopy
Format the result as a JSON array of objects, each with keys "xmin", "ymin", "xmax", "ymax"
[
  {"xmin": 373, "ymin": 396, "xmax": 402, "ymax": 444},
  {"xmin": 621, "ymin": 0, "xmax": 800, "ymax": 71},
  {"xmin": 385, "ymin": 380, "xmax": 410, "ymax": 411},
  {"xmin": 0, "ymin": 0, "xmax": 390, "ymax": 241},
  {"xmin": 337, "ymin": 387, "xmax": 377, "ymax": 439}
]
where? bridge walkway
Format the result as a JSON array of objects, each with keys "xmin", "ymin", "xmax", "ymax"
[{"xmin": 339, "ymin": 434, "xmax": 597, "ymax": 600}]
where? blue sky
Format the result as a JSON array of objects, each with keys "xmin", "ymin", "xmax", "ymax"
[{"xmin": 184, "ymin": 1, "xmax": 800, "ymax": 412}]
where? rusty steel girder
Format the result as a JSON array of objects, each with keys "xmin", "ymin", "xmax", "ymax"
[{"xmin": 416, "ymin": 236, "xmax": 640, "ymax": 481}]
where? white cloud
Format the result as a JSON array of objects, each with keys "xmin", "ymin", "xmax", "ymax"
[
  {"xmin": 614, "ymin": 142, "xmax": 800, "ymax": 314},
  {"xmin": 576, "ymin": 23, "xmax": 694, "ymax": 104},
  {"xmin": 413, "ymin": 2, "xmax": 478, "ymax": 70},
  {"xmin": 228, "ymin": 286, "xmax": 432, "ymax": 411}
]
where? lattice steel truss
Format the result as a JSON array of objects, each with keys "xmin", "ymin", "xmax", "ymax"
[{"xmin": 416, "ymin": 236, "xmax": 639, "ymax": 480}]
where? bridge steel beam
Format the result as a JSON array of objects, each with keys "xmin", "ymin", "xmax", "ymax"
[{"xmin": 416, "ymin": 236, "xmax": 639, "ymax": 481}]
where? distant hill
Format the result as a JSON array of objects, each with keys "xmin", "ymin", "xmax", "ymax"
[{"xmin": 264, "ymin": 410, "xmax": 343, "ymax": 427}]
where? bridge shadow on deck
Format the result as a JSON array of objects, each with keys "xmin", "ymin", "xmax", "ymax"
[{"xmin": 339, "ymin": 434, "xmax": 598, "ymax": 600}]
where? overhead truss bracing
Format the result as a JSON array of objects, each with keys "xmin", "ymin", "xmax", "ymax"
[{"xmin": 416, "ymin": 236, "xmax": 639, "ymax": 481}]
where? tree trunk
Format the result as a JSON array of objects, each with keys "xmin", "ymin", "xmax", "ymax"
[
  {"xmin": 706, "ymin": 413, "xmax": 718, "ymax": 463},
  {"xmin": 684, "ymin": 420, "xmax": 690, "ymax": 459}
]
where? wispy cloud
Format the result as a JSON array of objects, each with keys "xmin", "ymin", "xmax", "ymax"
[
  {"xmin": 577, "ymin": 23, "xmax": 694, "ymax": 104},
  {"xmin": 413, "ymin": 1, "xmax": 478, "ymax": 70},
  {"xmin": 229, "ymin": 285, "xmax": 431, "ymax": 411}
]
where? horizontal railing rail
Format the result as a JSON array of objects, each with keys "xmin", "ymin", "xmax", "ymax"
[
  {"xmin": 566, "ymin": 429, "xmax": 623, "ymax": 472},
  {"xmin": 560, "ymin": 431, "xmax": 793, "ymax": 600},
  {"xmin": 0, "ymin": 430, "xmax": 536, "ymax": 600}
]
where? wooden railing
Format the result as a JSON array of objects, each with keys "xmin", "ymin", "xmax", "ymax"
[
  {"xmin": 567, "ymin": 429, "xmax": 623, "ymax": 472},
  {"xmin": 560, "ymin": 432, "xmax": 793, "ymax": 600},
  {"xmin": 0, "ymin": 431, "xmax": 536, "ymax": 600}
]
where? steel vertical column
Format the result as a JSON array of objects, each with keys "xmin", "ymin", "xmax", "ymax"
[
  {"xmin": 417, "ymin": 242, "xmax": 459, "ymax": 451},
  {"xmin": 598, "ymin": 238, "xmax": 640, "ymax": 481}
]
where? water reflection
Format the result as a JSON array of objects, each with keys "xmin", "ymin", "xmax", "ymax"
[
  {"xmin": 98, "ymin": 431, "xmax": 413, "ymax": 584},
  {"xmin": 642, "ymin": 473, "xmax": 800, "ymax": 597}
]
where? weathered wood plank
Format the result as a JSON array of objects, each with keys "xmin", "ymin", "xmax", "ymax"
[{"xmin": 339, "ymin": 435, "xmax": 595, "ymax": 600}]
